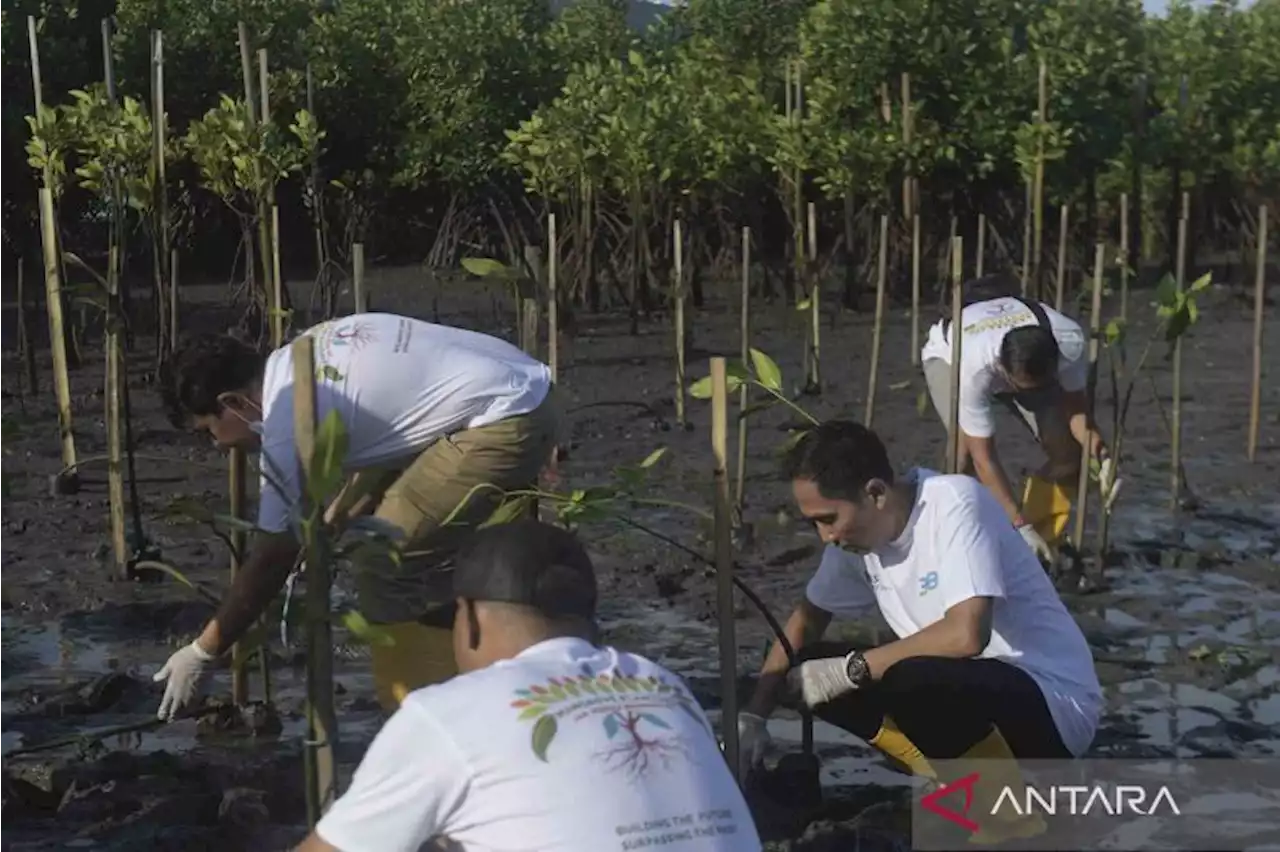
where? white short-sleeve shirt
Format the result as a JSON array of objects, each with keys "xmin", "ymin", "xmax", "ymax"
[
  {"xmin": 919, "ymin": 297, "xmax": 1088, "ymax": 438},
  {"xmin": 255, "ymin": 313, "xmax": 551, "ymax": 533},
  {"xmin": 315, "ymin": 638, "xmax": 763, "ymax": 852},
  {"xmin": 804, "ymin": 469, "xmax": 1103, "ymax": 757}
]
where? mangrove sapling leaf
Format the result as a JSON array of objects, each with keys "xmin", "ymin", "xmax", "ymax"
[
  {"xmin": 461, "ymin": 257, "xmax": 521, "ymax": 281},
  {"xmin": 638, "ymin": 447, "xmax": 667, "ymax": 468},
  {"xmin": 340, "ymin": 611, "xmax": 396, "ymax": 648},
  {"xmin": 308, "ymin": 410, "xmax": 350, "ymax": 506},
  {"xmin": 748, "ymin": 349, "xmax": 783, "ymax": 392},
  {"xmin": 479, "ymin": 493, "xmax": 538, "ymax": 528}
]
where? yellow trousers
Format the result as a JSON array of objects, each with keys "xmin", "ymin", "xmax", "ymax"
[{"xmin": 369, "ymin": 621, "xmax": 458, "ymax": 711}]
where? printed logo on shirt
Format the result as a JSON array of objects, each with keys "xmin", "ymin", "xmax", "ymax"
[
  {"xmin": 310, "ymin": 318, "xmax": 377, "ymax": 365},
  {"xmin": 963, "ymin": 310, "xmax": 1035, "ymax": 335},
  {"xmin": 509, "ymin": 669, "xmax": 709, "ymax": 779},
  {"xmin": 919, "ymin": 571, "xmax": 940, "ymax": 596}
]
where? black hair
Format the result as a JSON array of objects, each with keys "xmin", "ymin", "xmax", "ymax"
[
  {"xmin": 781, "ymin": 420, "xmax": 894, "ymax": 502},
  {"xmin": 453, "ymin": 519, "xmax": 597, "ymax": 621},
  {"xmin": 998, "ymin": 326, "xmax": 1059, "ymax": 384},
  {"xmin": 158, "ymin": 333, "xmax": 266, "ymax": 428}
]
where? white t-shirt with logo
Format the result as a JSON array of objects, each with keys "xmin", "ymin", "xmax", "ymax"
[
  {"xmin": 255, "ymin": 313, "xmax": 551, "ymax": 533},
  {"xmin": 919, "ymin": 296, "xmax": 1088, "ymax": 438},
  {"xmin": 314, "ymin": 637, "xmax": 762, "ymax": 852},
  {"xmin": 804, "ymin": 469, "xmax": 1102, "ymax": 757}
]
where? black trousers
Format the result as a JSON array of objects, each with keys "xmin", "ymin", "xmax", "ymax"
[{"xmin": 798, "ymin": 642, "xmax": 1072, "ymax": 760}]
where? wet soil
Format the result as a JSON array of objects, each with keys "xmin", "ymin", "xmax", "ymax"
[{"xmin": 2, "ymin": 267, "xmax": 1278, "ymax": 850}]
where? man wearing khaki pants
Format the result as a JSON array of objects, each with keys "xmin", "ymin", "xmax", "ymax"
[{"xmin": 152, "ymin": 312, "xmax": 563, "ymax": 718}]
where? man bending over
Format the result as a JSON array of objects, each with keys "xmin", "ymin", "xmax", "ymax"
[
  {"xmin": 154, "ymin": 313, "xmax": 562, "ymax": 717},
  {"xmin": 737, "ymin": 421, "xmax": 1102, "ymax": 845},
  {"xmin": 296, "ymin": 520, "xmax": 762, "ymax": 852}
]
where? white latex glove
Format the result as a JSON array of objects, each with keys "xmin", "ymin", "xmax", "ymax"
[
  {"xmin": 785, "ymin": 656, "xmax": 858, "ymax": 708},
  {"xmin": 153, "ymin": 639, "xmax": 216, "ymax": 721},
  {"xmin": 735, "ymin": 712, "xmax": 772, "ymax": 778},
  {"xmin": 1017, "ymin": 523, "xmax": 1054, "ymax": 565},
  {"xmin": 1097, "ymin": 456, "xmax": 1123, "ymax": 512}
]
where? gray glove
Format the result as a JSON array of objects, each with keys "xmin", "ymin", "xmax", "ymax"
[
  {"xmin": 735, "ymin": 712, "xmax": 772, "ymax": 779},
  {"xmin": 786, "ymin": 656, "xmax": 859, "ymax": 708},
  {"xmin": 154, "ymin": 639, "xmax": 216, "ymax": 721}
]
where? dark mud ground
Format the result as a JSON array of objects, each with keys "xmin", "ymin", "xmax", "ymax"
[{"xmin": 2, "ymin": 265, "xmax": 1278, "ymax": 851}]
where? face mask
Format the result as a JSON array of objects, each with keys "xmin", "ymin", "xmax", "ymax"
[{"xmin": 226, "ymin": 399, "xmax": 265, "ymax": 436}]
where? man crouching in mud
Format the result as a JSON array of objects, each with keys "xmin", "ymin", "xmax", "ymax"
[
  {"xmin": 735, "ymin": 421, "xmax": 1103, "ymax": 846},
  {"xmin": 152, "ymin": 313, "xmax": 563, "ymax": 719}
]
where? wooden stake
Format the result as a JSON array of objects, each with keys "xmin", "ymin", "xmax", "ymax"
[
  {"xmin": 38, "ymin": 188, "xmax": 77, "ymax": 477},
  {"xmin": 229, "ymin": 448, "xmax": 249, "ymax": 705},
  {"xmin": 1074, "ymin": 244, "xmax": 1105, "ymax": 551},
  {"xmin": 305, "ymin": 62, "xmax": 327, "ymax": 297},
  {"xmin": 910, "ymin": 214, "xmax": 921, "ymax": 366},
  {"xmin": 548, "ymin": 213, "xmax": 558, "ymax": 384},
  {"xmin": 807, "ymin": 201, "xmax": 820, "ymax": 391},
  {"xmin": 1055, "ymin": 205, "xmax": 1069, "ymax": 312},
  {"xmin": 947, "ymin": 237, "xmax": 964, "ymax": 474},
  {"xmin": 865, "ymin": 214, "xmax": 888, "ymax": 427},
  {"xmin": 105, "ymin": 245, "xmax": 127, "ymax": 577},
  {"xmin": 152, "ymin": 29, "xmax": 172, "ymax": 357},
  {"xmin": 271, "ymin": 205, "xmax": 284, "ymax": 345},
  {"xmin": 735, "ymin": 227, "xmax": 751, "ymax": 512},
  {"xmin": 976, "ymin": 213, "xmax": 987, "ymax": 278},
  {"xmin": 901, "ymin": 72, "xmax": 914, "ymax": 219},
  {"xmin": 1032, "ymin": 60, "xmax": 1048, "ymax": 302},
  {"xmin": 710, "ymin": 357, "xmax": 739, "ymax": 783},
  {"xmin": 1171, "ymin": 193, "xmax": 1188, "ymax": 511},
  {"xmin": 352, "ymin": 243, "xmax": 366, "ymax": 313},
  {"xmin": 1021, "ymin": 181, "xmax": 1033, "ymax": 298},
  {"xmin": 521, "ymin": 246, "xmax": 542, "ymax": 359},
  {"xmin": 1119, "ymin": 193, "xmax": 1130, "ymax": 322},
  {"xmin": 293, "ymin": 336, "xmax": 337, "ymax": 823},
  {"xmin": 674, "ymin": 219, "xmax": 686, "ymax": 428},
  {"xmin": 1248, "ymin": 205, "xmax": 1267, "ymax": 462}
]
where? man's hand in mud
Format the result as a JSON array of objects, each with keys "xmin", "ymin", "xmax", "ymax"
[{"xmin": 154, "ymin": 639, "xmax": 217, "ymax": 721}]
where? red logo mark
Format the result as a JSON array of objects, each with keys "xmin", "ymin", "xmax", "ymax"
[{"xmin": 920, "ymin": 772, "xmax": 981, "ymax": 833}]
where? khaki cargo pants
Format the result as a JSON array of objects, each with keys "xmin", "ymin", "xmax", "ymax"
[{"xmin": 334, "ymin": 385, "xmax": 565, "ymax": 709}]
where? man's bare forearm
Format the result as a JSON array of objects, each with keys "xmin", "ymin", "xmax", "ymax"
[
  {"xmin": 198, "ymin": 533, "xmax": 299, "ymax": 656},
  {"xmin": 970, "ymin": 442, "xmax": 1021, "ymax": 522},
  {"xmin": 745, "ymin": 601, "xmax": 831, "ymax": 718}
]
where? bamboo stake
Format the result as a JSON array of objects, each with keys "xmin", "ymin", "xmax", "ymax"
[
  {"xmin": 901, "ymin": 72, "xmax": 914, "ymax": 219},
  {"xmin": 293, "ymin": 336, "xmax": 337, "ymax": 823},
  {"xmin": 1171, "ymin": 193, "xmax": 1188, "ymax": 511},
  {"xmin": 548, "ymin": 213, "xmax": 559, "ymax": 385},
  {"xmin": 1021, "ymin": 181, "xmax": 1033, "ymax": 298},
  {"xmin": 1073, "ymin": 244, "xmax": 1105, "ymax": 552},
  {"xmin": 674, "ymin": 219, "xmax": 686, "ymax": 428},
  {"xmin": 305, "ymin": 63, "xmax": 327, "ymax": 297},
  {"xmin": 976, "ymin": 213, "xmax": 987, "ymax": 278},
  {"xmin": 522, "ymin": 246, "xmax": 542, "ymax": 358},
  {"xmin": 947, "ymin": 238, "xmax": 964, "ymax": 474},
  {"xmin": 272, "ymin": 205, "xmax": 284, "ymax": 344},
  {"xmin": 152, "ymin": 29, "xmax": 172, "ymax": 357},
  {"xmin": 18, "ymin": 258, "xmax": 37, "ymax": 395},
  {"xmin": 1248, "ymin": 205, "xmax": 1268, "ymax": 462},
  {"xmin": 1119, "ymin": 193, "xmax": 1130, "ymax": 322},
  {"xmin": 735, "ymin": 227, "xmax": 751, "ymax": 512},
  {"xmin": 352, "ymin": 243, "xmax": 366, "ymax": 313},
  {"xmin": 865, "ymin": 215, "xmax": 888, "ymax": 427},
  {"xmin": 807, "ymin": 202, "xmax": 820, "ymax": 391},
  {"xmin": 910, "ymin": 214, "xmax": 921, "ymax": 366},
  {"xmin": 710, "ymin": 357, "xmax": 739, "ymax": 783},
  {"xmin": 1032, "ymin": 60, "xmax": 1048, "ymax": 302},
  {"xmin": 170, "ymin": 247, "xmax": 179, "ymax": 344},
  {"xmin": 229, "ymin": 448, "xmax": 248, "ymax": 705},
  {"xmin": 1055, "ymin": 205, "xmax": 1069, "ymax": 312},
  {"xmin": 37, "ymin": 188, "xmax": 77, "ymax": 481},
  {"xmin": 105, "ymin": 245, "xmax": 126, "ymax": 576}
]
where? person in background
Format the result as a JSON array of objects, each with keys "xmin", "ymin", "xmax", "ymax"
[
  {"xmin": 295, "ymin": 519, "xmax": 762, "ymax": 852},
  {"xmin": 918, "ymin": 273, "xmax": 1121, "ymax": 563},
  {"xmin": 736, "ymin": 421, "xmax": 1102, "ymax": 846},
  {"xmin": 153, "ymin": 313, "xmax": 562, "ymax": 719}
]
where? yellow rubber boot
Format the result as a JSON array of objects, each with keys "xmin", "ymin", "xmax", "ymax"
[
  {"xmin": 950, "ymin": 728, "xmax": 1047, "ymax": 846},
  {"xmin": 1020, "ymin": 475, "xmax": 1072, "ymax": 549},
  {"xmin": 369, "ymin": 621, "xmax": 458, "ymax": 711},
  {"xmin": 870, "ymin": 717, "xmax": 936, "ymax": 780}
]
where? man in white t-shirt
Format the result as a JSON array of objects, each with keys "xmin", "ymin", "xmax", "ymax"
[
  {"xmin": 153, "ymin": 314, "xmax": 563, "ymax": 718},
  {"xmin": 919, "ymin": 274, "xmax": 1120, "ymax": 562},
  {"xmin": 295, "ymin": 519, "xmax": 762, "ymax": 852},
  {"xmin": 736, "ymin": 421, "xmax": 1102, "ymax": 845}
]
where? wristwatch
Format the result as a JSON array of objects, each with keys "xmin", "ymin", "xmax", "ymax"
[{"xmin": 843, "ymin": 650, "xmax": 871, "ymax": 688}]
